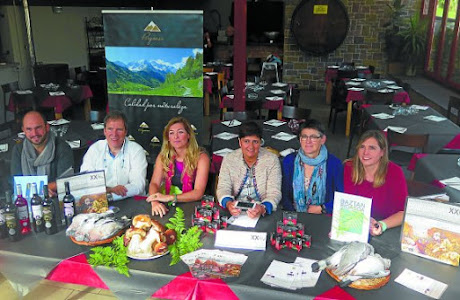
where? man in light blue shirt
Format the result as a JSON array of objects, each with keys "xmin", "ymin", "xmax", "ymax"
[{"xmin": 80, "ymin": 111, "xmax": 147, "ymax": 201}]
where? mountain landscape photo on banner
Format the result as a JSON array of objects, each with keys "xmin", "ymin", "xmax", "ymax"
[{"xmin": 105, "ymin": 47, "xmax": 203, "ymax": 97}]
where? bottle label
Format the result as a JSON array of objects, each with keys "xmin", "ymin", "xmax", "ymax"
[
  {"xmin": 32, "ymin": 204, "xmax": 43, "ymax": 219},
  {"xmin": 0, "ymin": 209, "xmax": 5, "ymax": 225},
  {"xmin": 17, "ymin": 206, "xmax": 28, "ymax": 220},
  {"xmin": 64, "ymin": 202, "xmax": 74, "ymax": 217},
  {"xmin": 43, "ymin": 207, "xmax": 53, "ymax": 228},
  {"xmin": 6, "ymin": 214, "xmax": 16, "ymax": 235}
]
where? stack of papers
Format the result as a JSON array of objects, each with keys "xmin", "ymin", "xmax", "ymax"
[
  {"xmin": 213, "ymin": 148, "xmax": 234, "ymax": 157},
  {"xmin": 0, "ymin": 143, "xmax": 8, "ymax": 152},
  {"xmin": 384, "ymin": 126, "xmax": 407, "ymax": 133},
  {"xmin": 272, "ymin": 82, "xmax": 288, "ymax": 87},
  {"xmin": 266, "ymin": 96, "xmax": 284, "ymax": 101},
  {"xmin": 48, "ymin": 119, "xmax": 70, "ymax": 125},
  {"xmin": 395, "ymin": 269, "xmax": 448, "ymax": 299},
  {"xmin": 214, "ymin": 132, "xmax": 239, "ymax": 140},
  {"xmin": 15, "ymin": 90, "xmax": 33, "ymax": 95},
  {"xmin": 264, "ymin": 119, "xmax": 286, "ymax": 127},
  {"xmin": 440, "ymin": 177, "xmax": 460, "ymax": 191},
  {"xmin": 49, "ymin": 91, "xmax": 65, "ymax": 96},
  {"xmin": 271, "ymin": 132, "xmax": 297, "ymax": 141},
  {"xmin": 411, "ymin": 105, "xmax": 429, "ymax": 110},
  {"xmin": 227, "ymin": 213, "xmax": 259, "ymax": 228},
  {"xmin": 424, "ymin": 115, "xmax": 447, "ymax": 122},
  {"xmin": 222, "ymin": 119, "xmax": 241, "ymax": 127},
  {"xmin": 348, "ymin": 87, "xmax": 364, "ymax": 91},
  {"xmin": 66, "ymin": 140, "xmax": 81, "ymax": 149},
  {"xmin": 270, "ymin": 89, "xmax": 286, "ymax": 95},
  {"xmin": 261, "ymin": 258, "xmax": 322, "ymax": 290},
  {"xmin": 372, "ymin": 113, "xmax": 395, "ymax": 119},
  {"xmin": 91, "ymin": 123, "xmax": 104, "ymax": 130},
  {"xmin": 280, "ymin": 148, "xmax": 296, "ymax": 157}
]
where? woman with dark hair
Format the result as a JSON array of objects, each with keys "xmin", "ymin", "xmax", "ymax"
[
  {"xmin": 216, "ymin": 122, "xmax": 281, "ymax": 219},
  {"xmin": 344, "ymin": 130, "xmax": 407, "ymax": 236},
  {"xmin": 146, "ymin": 117, "xmax": 209, "ymax": 217},
  {"xmin": 281, "ymin": 119, "xmax": 343, "ymax": 214}
]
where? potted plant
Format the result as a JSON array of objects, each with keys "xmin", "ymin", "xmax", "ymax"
[
  {"xmin": 398, "ymin": 15, "xmax": 428, "ymax": 76},
  {"xmin": 383, "ymin": 0, "xmax": 405, "ymax": 75}
]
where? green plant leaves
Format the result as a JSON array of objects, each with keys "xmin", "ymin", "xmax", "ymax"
[{"xmin": 88, "ymin": 236, "xmax": 131, "ymax": 277}]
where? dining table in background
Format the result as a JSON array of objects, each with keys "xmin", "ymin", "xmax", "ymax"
[
  {"xmin": 220, "ymin": 82, "xmax": 289, "ymax": 120},
  {"xmin": 210, "ymin": 119, "xmax": 299, "ymax": 173},
  {"xmin": 363, "ymin": 105, "xmax": 460, "ymax": 153},
  {"xmin": 2, "ymin": 197, "xmax": 460, "ymax": 300},
  {"xmin": 324, "ymin": 65, "xmax": 371, "ymax": 105},
  {"xmin": 344, "ymin": 79, "xmax": 410, "ymax": 136},
  {"xmin": 8, "ymin": 83, "xmax": 93, "ymax": 120},
  {"xmin": 413, "ymin": 154, "xmax": 460, "ymax": 203},
  {"xmin": 203, "ymin": 62, "xmax": 232, "ymax": 81}
]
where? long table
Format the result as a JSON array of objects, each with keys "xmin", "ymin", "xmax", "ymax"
[
  {"xmin": 2, "ymin": 198, "xmax": 460, "ymax": 300},
  {"xmin": 414, "ymin": 154, "xmax": 460, "ymax": 203},
  {"xmin": 364, "ymin": 105, "xmax": 460, "ymax": 153}
]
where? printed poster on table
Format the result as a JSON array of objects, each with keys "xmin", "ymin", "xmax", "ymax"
[
  {"xmin": 330, "ymin": 191, "xmax": 372, "ymax": 243},
  {"xmin": 103, "ymin": 10, "xmax": 204, "ymax": 150},
  {"xmin": 401, "ymin": 197, "xmax": 460, "ymax": 266},
  {"xmin": 56, "ymin": 171, "xmax": 108, "ymax": 214}
]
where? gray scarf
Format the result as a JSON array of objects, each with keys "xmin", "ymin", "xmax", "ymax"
[{"xmin": 21, "ymin": 133, "xmax": 55, "ymax": 176}]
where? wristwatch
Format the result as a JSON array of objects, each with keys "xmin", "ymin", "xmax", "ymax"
[
  {"xmin": 321, "ymin": 204, "xmax": 327, "ymax": 214},
  {"xmin": 171, "ymin": 194, "xmax": 178, "ymax": 206}
]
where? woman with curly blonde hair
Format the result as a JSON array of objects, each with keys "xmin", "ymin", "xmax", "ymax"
[{"xmin": 147, "ymin": 117, "xmax": 209, "ymax": 217}]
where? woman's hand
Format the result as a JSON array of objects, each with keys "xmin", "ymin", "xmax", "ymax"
[
  {"xmin": 151, "ymin": 201, "xmax": 168, "ymax": 217},
  {"xmin": 146, "ymin": 193, "xmax": 172, "ymax": 203},
  {"xmin": 369, "ymin": 218, "xmax": 384, "ymax": 236},
  {"xmin": 247, "ymin": 204, "xmax": 266, "ymax": 219},
  {"xmin": 307, "ymin": 205, "xmax": 322, "ymax": 214},
  {"xmin": 226, "ymin": 201, "xmax": 241, "ymax": 217}
]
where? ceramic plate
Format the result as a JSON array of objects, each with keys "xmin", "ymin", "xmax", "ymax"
[{"xmin": 127, "ymin": 251, "xmax": 169, "ymax": 261}]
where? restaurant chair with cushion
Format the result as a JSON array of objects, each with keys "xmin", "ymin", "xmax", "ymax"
[
  {"xmin": 223, "ymin": 111, "xmax": 258, "ymax": 121},
  {"xmin": 260, "ymin": 62, "xmax": 279, "ymax": 83},
  {"xmin": 387, "ymin": 130, "xmax": 429, "ymax": 178},
  {"xmin": 328, "ymin": 79, "xmax": 348, "ymax": 133},
  {"xmin": 282, "ymin": 106, "xmax": 311, "ymax": 121},
  {"xmin": 366, "ymin": 90, "xmax": 394, "ymax": 105},
  {"xmin": 447, "ymin": 96, "xmax": 460, "ymax": 125}
]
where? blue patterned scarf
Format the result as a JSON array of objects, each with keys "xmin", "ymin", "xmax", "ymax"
[{"xmin": 293, "ymin": 145, "xmax": 328, "ymax": 212}]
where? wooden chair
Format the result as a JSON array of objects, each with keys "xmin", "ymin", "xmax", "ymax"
[
  {"xmin": 447, "ymin": 96, "xmax": 460, "ymax": 125},
  {"xmin": 366, "ymin": 90, "xmax": 395, "ymax": 105},
  {"xmin": 282, "ymin": 106, "xmax": 311, "ymax": 120},
  {"xmin": 328, "ymin": 79, "xmax": 348, "ymax": 133},
  {"xmin": 223, "ymin": 111, "xmax": 258, "ymax": 121},
  {"xmin": 387, "ymin": 129, "xmax": 429, "ymax": 168},
  {"xmin": 203, "ymin": 67, "xmax": 214, "ymax": 73}
]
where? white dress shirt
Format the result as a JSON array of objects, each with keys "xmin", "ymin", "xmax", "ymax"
[{"xmin": 80, "ymin": 138, "xmax": 147, "ymax": 201}]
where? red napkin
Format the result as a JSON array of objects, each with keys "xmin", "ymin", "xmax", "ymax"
[
  {"xmin": 46, "ymin": 253, "xmax": 109, "ymax": 289},
  {"xmin": 152, "ymin": 272, "xmax": 239, "ymax": 300},
  {"xmin": 314, "ymin": 286, "xmax": 355, "ymax": 300}
]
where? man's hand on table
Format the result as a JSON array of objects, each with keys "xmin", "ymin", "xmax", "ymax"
[{"xmin": 107, "ymin": 185, "xmax": 127, "ymax": 197}]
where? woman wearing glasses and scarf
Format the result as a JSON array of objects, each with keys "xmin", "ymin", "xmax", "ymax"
[
  {"xmin": 146, "ymin": 117, "xmax": 210, "ymax": 217},
  {"xmin": 217, "ymin": 122, "xmax": 281, "ymax": 219},
  {"xmin": 281, "ymin": 119, "xmax": 343, "ymax": 214}
]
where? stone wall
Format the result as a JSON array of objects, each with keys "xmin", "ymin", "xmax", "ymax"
[{"xmin": 283, "ymin": 0, "xmax": 421, "ymax": 90}]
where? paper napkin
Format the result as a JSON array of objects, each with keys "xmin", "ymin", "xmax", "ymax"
[
  {"xmin": 222, "ymin": 119, "xmax": 241, "ymax": 127},
  {"xmin": 271, "ymin": 82, "xmax": 287, "ymax": 87},
  {"xmin": 372, "ymin": 113, "xmax": 395, "ymax": 119},
  {"xmin": 49, "ymin": 91, "xmax": 65, "ymax": 96},
  {"xmin": 264, "ymin": 119, "xmax": 286, "ymax": 127},
  {"xmin": 226, "ymin": 94, "xmax": 235, "ymax": 99},
  {"xmin": 271, "ymin": 132, "xmax": 297, "ymax": 141},
  {"xmin": 384, "ymin": 126, "xmax": 407, "ymax": 133},
  {"xmin": 91, "ymin": 123, "xmax": 104, "ymax": 130},
  {"xmin": 423, "ymin": 115, "xmax": 447, "ymax": 122},
  {"xmin": 266, "ymin": 96, "xmax": 284, "ymax": 101},
  {"xmin": 270, "ymin": 89, "xmax": 286, "ymax": 95},
  {"xmin": 213, "ymin": 148, "xmax": 234, "ymax": 157},
  {"xmin": 280, "ymin": 148, "xmax": 296, "ymax": 157},
  {"xmin": 66, "ymin": 140, "xmax": 81, "ymax": 149},
  {"xmin": 411, "ymin": 105, "xmax": 429, "ymax": 110},
  {"xmin": 348, "ymin": 87, "xmax": 365, "ymax": 91},
  {"xmin": 214, "ymin": 132, "xmax": 239, "ymax": 140},
  {"xmin": 47, "ymin": 119, "xmax": 70, "ymax": 125},
  {"xmin": 15, "ymin": 90, "xmax": 33, "ymax": 95}
]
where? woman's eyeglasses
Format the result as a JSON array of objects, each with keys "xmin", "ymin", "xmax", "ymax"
[{"xmin": 300, "ymin": 134, "xmax": 322, "ymax": 142}]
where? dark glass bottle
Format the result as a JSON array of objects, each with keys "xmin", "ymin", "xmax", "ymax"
[
  {"xmin": 31, "ymin": 183, "xmax": 44, "ymax": 233},
  {"xmin": 0, "ymin": 192, "xmax": 8, "ymax": 239},
  {"xmin": 15, "ymin": 184, "xmax": 31, "ymax": 235},
  {"xmin": 4, "ymin": 190, "xmax": 20, "ymax": 241},
  {"xmin": 42, "ymin": 186, "xmax": 58, "ymax": 235},
  {"xmin": 63, "ymin": 181, "xmax": 76, "ymax": 227}
]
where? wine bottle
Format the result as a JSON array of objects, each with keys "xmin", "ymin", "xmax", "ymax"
[
  {"xmin": 4, "ymin": 191, "xmax": 20, "ymax": 241},
  {"xmin": 0, "ymin": 193, "xmax": 7, "ymax": 239},
  {"xmin": 15, "ymin": 184, "xmax": 31, "ymax": 235},
  {"xmin": 63, "ymin": 181, "xmax": 76, "ymax": 227},
  {"xmin": 42, "ymin": 185, "xmax": 58, "ymax": 235},
  {"xmin": 31, "ymin": 183, "xmax": 44, "ymax": 233}
]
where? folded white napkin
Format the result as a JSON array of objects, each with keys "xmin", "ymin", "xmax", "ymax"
[
  {"xmin": 222, "ymin": 119, "xmax": 241, "ymax": 127},
  {"xmin": 214, "ymin": 132, "xmax": 239, "ymax": 140},
  {"xmin": 66, "ymin": 140, "xmax": 81, "ymax": 149},
  {"xmin": 372, "ymin": 113, "xmax": 395, "ymax": 119},
  {"xmin": 328, "ymin": 65, "xmax": 339, "ymax": 68},
  {"xmin": 49, "ymin": 91, "xmax": 65, "ymax": 96},
  {"xmin": 205, "ymin": 72, "xmax": 218, "ymax": 75},
  {"xmin": 213, "ymin": 148, "xmax": 234, "ymax": 157},
  {"xmin": 384, "ymin": 126, "xmax": 407, "ymax": 133},
  {"xmin": 423, "ymin": 115, "xmax": 447, "ymax": 122},
  {"xmin": 271, "ymin": 82, "xmax": 287, "ymax": 87},
  {"xmin": 271, "ymin": 132, "xmax": 296, "ymax": 141},
  {"xmin": 351, "ymin": 78, "xmax": 366, "ymax": 82},
  {"xmin": 280, "ymin": 148, "xmax": 295, "ymax": 157},
  {"xmin": 382, "ymin": 80, "xmax": 395, "ymax": 84},
  {"xmin": 270, "ymin": 89, "xmax": 285, "ymax": 95},
  {"xmin": 264, "ymin": 119, "xmax": 286, "ymax": 127},
  {"xmin": 91, "ymin": 123, "xmax": 104, "ymax": 130},
  {"xmin": 18, "ymin": 132, "xmax": 25, "ymax": 139},
  {"xmin": 15, "ymin": 90, "xmax": 33, "ymax": 95},
  {"xmin": 245, "ymin": 82, "xmax": 255, "ymax": 86},
  {"xmin": 266, "ymin": 96, "xmax": 284, "ymax": 101},
  {"xmin": 348, "ymin": 87, "xmax": 364, "ymax": 91},
  {"xmin": 47, "ymin": 119, "xmax": 70, "ymax": 126},
  {"xmin": 345, "ymin": 81, "xmax": 361, "ymax": 86},
  {"xmin": 387, "ymin": 85, "xmax": 402, "ymax": 90},
  {"xmin": 411, "ymin": 105, "xmax": 429, "ymax": 110},
  {"xmin": 226, "ymin": 94, "xmax": 234, "ymax": 99},
  {"xmin": 0, "ymin": 143, "xmax": 8, "ymax": 152},
  {"xmin": 378, "ymin": 89, "xmax": 393, "ymax": 93}
]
